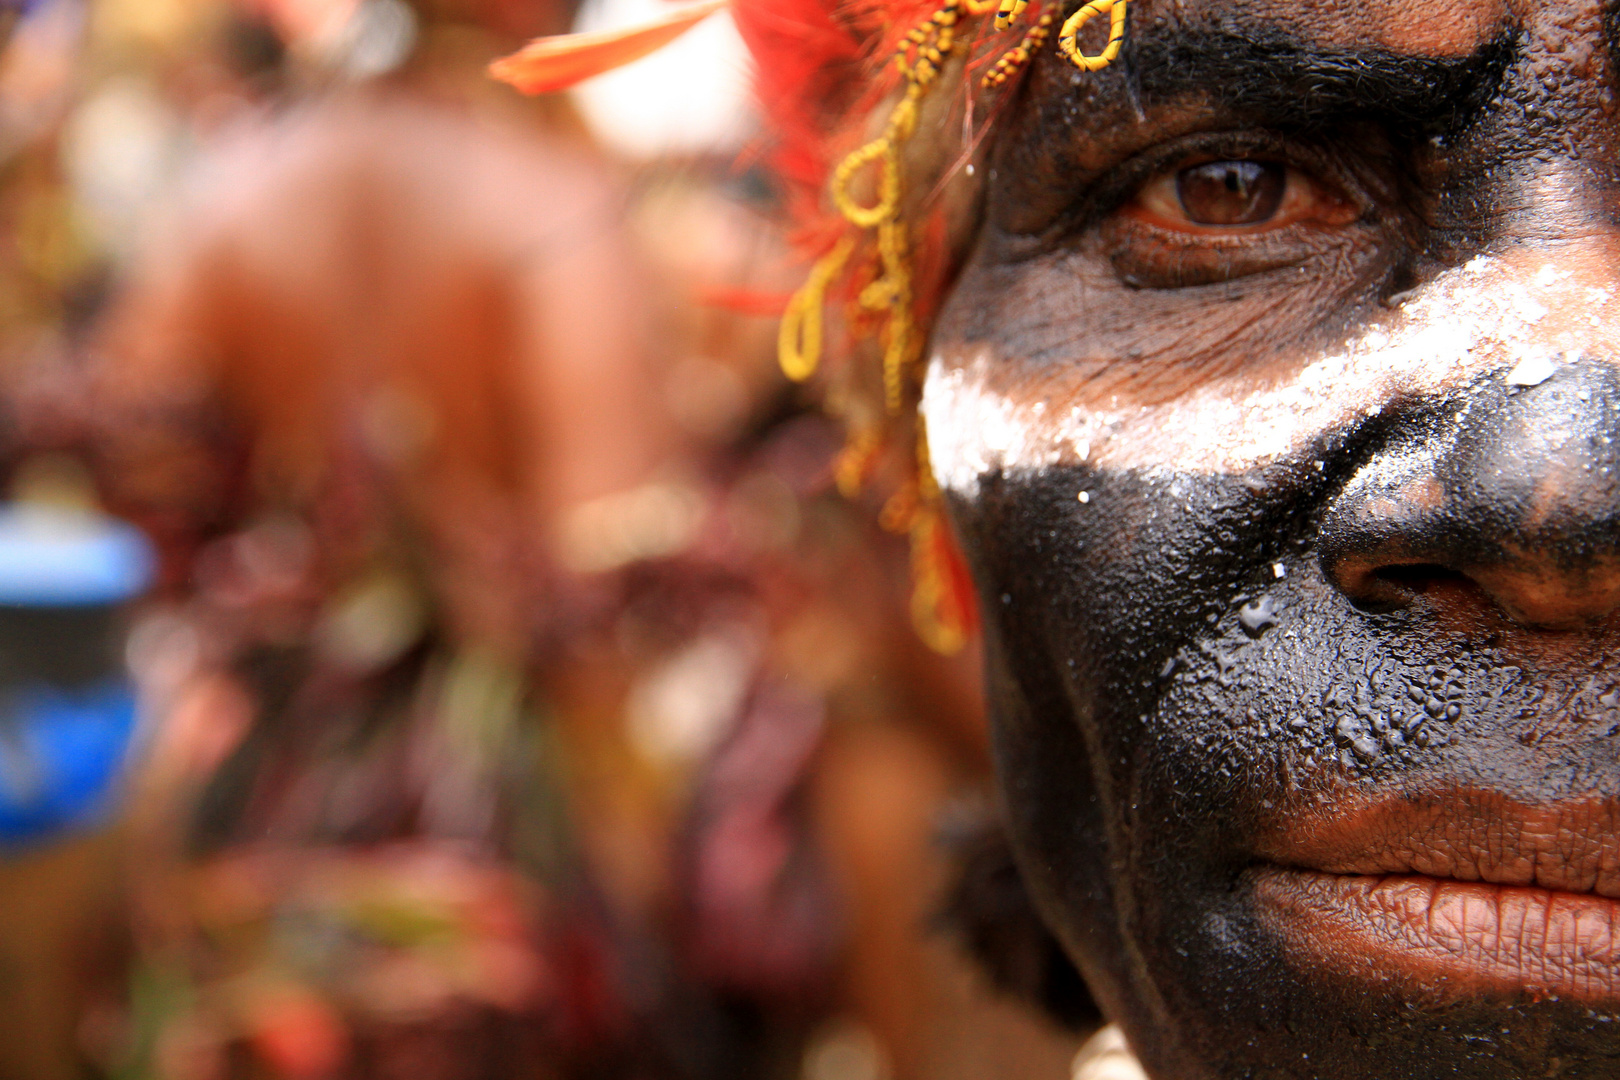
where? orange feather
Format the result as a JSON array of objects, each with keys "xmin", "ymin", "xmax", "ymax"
[{"xmin": 489, "ymin": 0, "xmax": 730, "ymax": 94}]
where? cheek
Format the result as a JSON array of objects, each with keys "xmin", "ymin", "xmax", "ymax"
[{"xmin": 939, "ymin": 456, "xmax": 1310, "ymax": 751}]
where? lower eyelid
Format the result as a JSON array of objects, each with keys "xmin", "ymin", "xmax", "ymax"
[{"xmin": 1102, "ymin": 216, "xmax": 1354, "ymax": 289}]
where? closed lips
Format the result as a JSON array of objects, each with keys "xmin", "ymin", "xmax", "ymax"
[
  {"xmin": 1249, "ymin": 792, "xmax": 1620, "ymax": 1000},
  {"xmin": 1252, "ymin": 869, "xmax": 1620, "ymax": 1000}
]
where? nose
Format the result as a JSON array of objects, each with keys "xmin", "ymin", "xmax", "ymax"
[{"xmin": 1318, "ymin": 357, "xmax": 1620, "ymax": 630}]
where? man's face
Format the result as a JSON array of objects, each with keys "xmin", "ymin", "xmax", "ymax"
[{"xmin": 925, "ymin": 0, "xmax": 1620, "ymax": 1074}]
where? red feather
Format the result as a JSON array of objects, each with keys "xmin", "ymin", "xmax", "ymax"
[
  {"xmin": 489, "ymin": 0, "xmax": 729, "ymax": 95},
  {"xmin": 695, "ymin": 284, "xmax": 794, "ymax": 316}
]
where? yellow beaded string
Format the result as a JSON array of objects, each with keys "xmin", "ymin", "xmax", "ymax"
[
  {"xmin": 778, "ymin": 0, "xmax": 1128, "ymax": 649},
  {"xmin": 907, "ymin": 421, "xmax": 969, "ymax": 654},
  {"xmin": 982, "ymin": 9, "xmax": 1052, "ymax": 89},
  {"xmin": 992, "ymin": 0, "xmax": 1028, "ymax": 31}
]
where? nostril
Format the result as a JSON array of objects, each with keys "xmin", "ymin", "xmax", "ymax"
[
  {"xmin": 1324, "ymin": 553, "xmax": 1411, "ymax": 613},
  {"xmin": 1339, "ymin": 559, "xmax": 1605, "ymax": 629},
  {"xmin": 1323, "ymin": 527, "xmax": 1620, "ymax": 629},
  {"xmin": 1366, "ymin": 563, "xmax": 1501, "ymax": 613},
  {"xmin": 1372, "ymin": 563, "xmax": 1475, "ymax": 596},
  {"xmin": 1328, "ymin": 558, "xmax": 1486, "ymax": 614}
]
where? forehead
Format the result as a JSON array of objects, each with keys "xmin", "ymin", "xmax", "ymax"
[{"xmin": 1140, "ymin": 0, "xmax": 1506, "ymax": 55}]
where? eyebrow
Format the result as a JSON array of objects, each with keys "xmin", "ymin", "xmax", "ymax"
[{"xmin": 1123, "ymin": 26, "xmax": 1516, "ymax": 139}]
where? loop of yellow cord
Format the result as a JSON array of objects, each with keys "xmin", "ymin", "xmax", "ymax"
[
  {"xmin": 830, "ymin": 137, "xmax": 900, "ymax": 229},
  {"xmin": 909, "ymin": 506, "xmax": 969, "ymax": 654},
  {"xmin": 779, "ymin": 238, "xmax": 855, "ymax": 382},
  {"xmin": 830, "ymin": 81, "xmax": 925, "ymax": 231},
  {"xmin": 907, "ymin": 424, "xmax": 969, "ymax": 654},
  {"xmin": 1058, "ymin": 0, "xmax": 1127, "ymax": 71}
]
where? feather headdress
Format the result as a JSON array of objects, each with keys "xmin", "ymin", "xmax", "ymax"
[{"xmin": 491, "ymin": 0, "xmax": 1128, "ymax": 651}]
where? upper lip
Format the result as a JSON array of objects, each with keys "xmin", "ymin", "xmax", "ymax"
[{"xmin": 1253, "ymin": 788, "xmax": 1620, "ymax": 897}]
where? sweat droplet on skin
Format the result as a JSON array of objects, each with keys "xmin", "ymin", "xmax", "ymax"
[{"xmin": 1239, "ymin": 594, "xmax": 1282, "ymax": 637}]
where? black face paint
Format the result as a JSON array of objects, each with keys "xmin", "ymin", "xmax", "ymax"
[{"xmin": 1125, "ymin": 28, "xmax": 1516, "ymax": 142}]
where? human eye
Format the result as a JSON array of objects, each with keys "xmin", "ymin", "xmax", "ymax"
[
  {"xmin": 1103, "ymin": 149, "xmax": 1365, "ymax": 289},
  {"xmin": 1130, "ymin": 158, "xmax": 1357, "ymax": 231}
]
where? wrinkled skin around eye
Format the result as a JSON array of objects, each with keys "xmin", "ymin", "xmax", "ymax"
[
  {"xmin": 1108, "ymin": 157, "xmax": 1367, "ymax": 289},
  {"xmin": 924, "ymin": 1, "xmax": 1620, "ymax": 1078}
]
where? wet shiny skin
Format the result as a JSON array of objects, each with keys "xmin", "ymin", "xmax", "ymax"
[{"xmin": 925, "ymin": 0, "xmax": 1620, "ymax": 1076}]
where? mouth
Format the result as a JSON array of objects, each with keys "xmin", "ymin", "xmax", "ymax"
[{"xmin": 1249, "ymin": 792, "xmax": 1620, "ymax": 1002}]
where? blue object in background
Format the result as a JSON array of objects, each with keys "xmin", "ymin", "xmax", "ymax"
[
  {"xmin": 0, "ymin": 505, "xmax": 156, "ymax": 607},
  {"xmin": 0, "ymin": 505, "xmax": 155, "ymax": 848},
  {"xmin": 0, "ymin": 681, "xmax": 140, "ymax": 847}
]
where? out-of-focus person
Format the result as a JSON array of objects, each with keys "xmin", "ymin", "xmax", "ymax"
[{"xmin": 83, "ymin": 3, "xmax": 703, "ymax": 1077}]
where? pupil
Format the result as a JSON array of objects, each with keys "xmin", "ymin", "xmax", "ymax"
[{"xmin": 1176, "ymin": 160, "xmax": 1286, "ymax": 226}]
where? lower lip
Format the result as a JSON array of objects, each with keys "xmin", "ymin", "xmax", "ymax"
[{"xmin": 1251, "ymin": 867, "xmax": 1620, "ymax": 1002}]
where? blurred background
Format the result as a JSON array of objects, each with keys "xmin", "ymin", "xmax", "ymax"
[{"xmin": 0, "ymin": 1, "xmax": 1089, "ymax": 1077}]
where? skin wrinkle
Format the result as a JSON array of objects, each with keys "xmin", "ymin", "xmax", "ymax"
[{"xmin": 923, "ymin": 0, "xmax": 1620, "ymax": 1075}]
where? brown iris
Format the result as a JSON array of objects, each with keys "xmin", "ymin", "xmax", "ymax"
[{"xmin": 1175, "ymin": 161, "xmax": 1286, "ymax": 226}]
